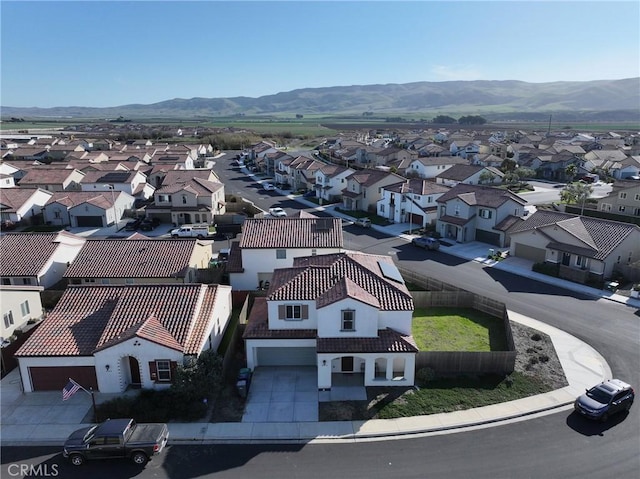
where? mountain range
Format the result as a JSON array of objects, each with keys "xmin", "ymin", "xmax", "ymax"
[{"xmin": 2, "ymin": 78, "xmax": 639, "ymax": 120}]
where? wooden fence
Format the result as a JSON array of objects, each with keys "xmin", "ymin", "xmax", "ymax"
[{"xmin": 399, "ymin": 266, "xmax": 517, "ymax": 376}]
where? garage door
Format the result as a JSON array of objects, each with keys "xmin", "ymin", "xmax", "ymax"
[
  {"xmin": 514, "ymin": 243, "xmax": 547, "ymax": 263},
  {"xmin": 257, "ymin": 347, "xmax": 317, "ymax": 366},
  {"xmin": 76, "ymin": 216, "xmax": 103, "ymax": 227},
  {"xmin": 29, "ymin": 366, "xmax": 98, "ymax": 391},
  {"xmin": 475, "ymin": 229, "xmax": 501, "ymax": 246}
]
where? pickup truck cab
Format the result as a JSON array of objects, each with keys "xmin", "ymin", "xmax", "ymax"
[
  {"xmin": 170, "ymin": 223, "xmax": 215, "ymax": 239},
  {"xmin": 64, "ymin": 418, "xmax": 169, "ymax": 466}
]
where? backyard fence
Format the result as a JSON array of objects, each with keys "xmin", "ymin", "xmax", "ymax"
[{"xmin": 398, "ymin": 266, "xmax": 517, "ymax": 376}]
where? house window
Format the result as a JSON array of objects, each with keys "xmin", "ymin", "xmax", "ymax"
[
  {"xmin": 341, "ymin": 309, "xmax": 355, "ymax": 331},
  {"xmin": 311, "ymin": 249, "xmax": 317, "ymax": 256},
  {"xmin": 619, "ymin": 206, "xmax": 626, "ymax": 212},
  {"xmin": 101, "ymin": 278, "xmax": 110, "ymax": 284},
  {"xmin": 276, "ymin": 249, "xmax": 286, "ymax": 259},
  {"xmin": 479, "ymin": 208, "xmax": 492, "ymax": 219},
  {"xmin": 2, "ymin": 278, "xmax": 10, "ymax": 285},
  {"xmin": 3, "ymin": 311, "xmax": 14, "ymax": 328},
  {"xmin": 20, "ymin": 301, "xmax": 30, "ymax": 317},
  {"xmin": 619, "ymin": 192, "xmax": 627, "ymax": 199},
  {"xmin": 635, "ymin": 194, "xmax": 640, "ymax": 201},
  {"xmin": 600, "ymin": 203, "xmax": 611, "ymax": 212},
  {"xmin": 380, "ymin": 204, "xmax": 385, "ymax": 213},
  {"xmin": 634, "ymin": 208, "xmax": 640, "ymax": 216},
  {"xmin": 22, "ymin": 278, "xmax": 32, "ymax": 285},
  {"xmin": 125, "ymin": 278, "xmax": 135, "ymax": 285},
  {"xmin": 454, "ymin": 205, "xmax": 460, "ymax": 216},
  {"xmin": 182, "ymin": 195, "xmax": 187, "ymax": 204},
  {"xmin": 54, "ymin": 210, "xmax": 62, "ymax": 219},
  {"xmin": 156, "ymin": 360, "xmax": 171, "ymax": 381},
  {"xmin": 285, "ymin": 305, "xmax": 302, "ymax": 320}
]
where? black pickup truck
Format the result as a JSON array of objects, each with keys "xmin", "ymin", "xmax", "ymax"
[{"xmin": 63, "ymin": 418, "xmax": 169, "ymax": 466}]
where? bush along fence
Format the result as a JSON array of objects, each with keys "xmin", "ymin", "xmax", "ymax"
[{"xmin": 398, "ymin": 266, "xmax": 516, "ymax": 376}]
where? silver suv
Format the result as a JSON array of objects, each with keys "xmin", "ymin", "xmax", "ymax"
[{"xmin": 574, "ymin": 379, "xmax": 634, "ymax": 421}]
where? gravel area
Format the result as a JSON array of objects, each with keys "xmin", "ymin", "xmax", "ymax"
[{"xmin": 510, "ymin": 321, "xmax": 568, "ymax": 390}]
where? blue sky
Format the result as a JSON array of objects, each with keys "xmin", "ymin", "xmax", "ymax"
[{"xmin": 2, "ymin": 0, "xmax": 639, "ymax": 108}]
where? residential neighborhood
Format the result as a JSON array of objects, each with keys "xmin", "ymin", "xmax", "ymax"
[{"xmin": 1, "ymin": 124, "xmax": 639, "ymax": 444}]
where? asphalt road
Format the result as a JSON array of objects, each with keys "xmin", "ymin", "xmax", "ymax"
[{"xmin": 2, "ymin": 163, "xmax": 638, "ymax": 478}]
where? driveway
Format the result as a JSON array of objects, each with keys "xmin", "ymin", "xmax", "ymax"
[{"xmin": 242, "ymin": 367, "xmax": 318, "ymax": 422}]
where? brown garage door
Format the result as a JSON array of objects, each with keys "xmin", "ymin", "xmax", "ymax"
[{"xmin": 29, "ymin": 366, "xmax": 98, "ymax": 391}]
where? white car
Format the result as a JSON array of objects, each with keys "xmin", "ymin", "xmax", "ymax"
[
  {"xmin": 263, "ymin": 183, "xmax": 276, "ymax": 191},
  {"xmin": 268, "ymin": 207, "xmax": 287, "ymax": 217}
]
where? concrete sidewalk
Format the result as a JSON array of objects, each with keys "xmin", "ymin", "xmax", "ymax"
[{"xmin": 0, "ymin": 312, "xmax": 612, "ymax": 446}]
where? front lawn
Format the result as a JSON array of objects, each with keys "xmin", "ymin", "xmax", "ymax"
[{"xmin": 412, "ymin": 307, "xmax": 508, "ymax": 352}]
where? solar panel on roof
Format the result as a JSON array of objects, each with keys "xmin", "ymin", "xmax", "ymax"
[
  {"xmin": 378, "ymin": 260, "xmax": 404, "ymax": 284},
  {"xmin": 99, "ymin": 172, "xmax": 130, "ymax": 183}
]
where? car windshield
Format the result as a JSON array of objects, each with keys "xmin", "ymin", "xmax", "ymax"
[
  {"xmin": 586, "ymin": 387, "xmax": 613, "ymax": 404},
  {"xmin": 83, "ymin": 425, "xmax": 98, "ymax": 443}
]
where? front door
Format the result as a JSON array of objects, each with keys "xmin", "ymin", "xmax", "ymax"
[
  {"xmin": 562, "ymin": 252, "xmax": 571, "ymax": 266},
  {"xmin": 341, "ymin": 356, "xmax": 354, "ymax": 372},
  {"xmin": 128, "ymin": 357, "xmax": 141, "ymax": 387}
]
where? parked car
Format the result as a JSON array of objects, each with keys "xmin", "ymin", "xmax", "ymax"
[
  {"xmin": 263, "ymin": 183, "xmax": 276, "ymax": 191},
  {"xmin": 268, "ymin": 207, "xmax": 287, "ymax": 217},
  {"xmin": 170, "ymin": 223, "xmax": 215, "ymax": 239},
  {"xmin": 63, "ymin": 418, "xmax": 169, "ymax": 466},
  {"xmin": 124, "ymin": 218, "xmax": 143, "ymax": 231},
  {"xmin": 411, "ymin": 236, "xmax": 440, "ymax": 251},
  {"xmin": 574, "ymin": 379, "xmax": 634, "ymax": 421},
  {"xmin": 139, "ymin": 218, "xmax": 161, "ymax": 231},
  {"xmin": 354, "ymin": 218, "xmax": 371, "ymax": 228}
]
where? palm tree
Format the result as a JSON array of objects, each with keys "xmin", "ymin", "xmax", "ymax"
[
  {"xmin": 560, "ymin": 182, "xmax": 593, "ymax": 214},
  {"xmin": 564, "ymin": 164, "xmax": 577, "ymax": 182}
]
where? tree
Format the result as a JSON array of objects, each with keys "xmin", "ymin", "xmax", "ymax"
[
  {"xmin": 458, "ymin": 115, "xmax": 487, "ymax": 125},
  {"xmin": 500, "ymin": 158, "xmax": 517, "ymax": 172},
  {"xmin": 479, "ymin": 170, "xmax": 496, "ymax": 184},
  {"xmin": 564, "ymin": 164, "xmax": 577, "ymax": 181},
  {"xmin": 432, "ymin": 115, "xmax": 457, "ymax": 124},
  {"xmin": 560, "ymin": 182, "xmax": 593, "ymax": 214},
  {"xmin": 515, "ymin": 167, "xmax": 536, "ymax": 180}
]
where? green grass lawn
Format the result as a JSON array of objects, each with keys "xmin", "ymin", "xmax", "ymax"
[{"xmin": 412, "ymin": 307, "xmax": 507, "ymax": 351}]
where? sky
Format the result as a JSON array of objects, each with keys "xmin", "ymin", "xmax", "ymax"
[{"xmin": 1, "ymin": 0, "xmax": 639, "ymax": 108}]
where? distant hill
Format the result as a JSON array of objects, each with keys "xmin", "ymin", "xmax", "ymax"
[{"xmin": 2, "ymin": 78, "xmax": 639, "ymax": 120}]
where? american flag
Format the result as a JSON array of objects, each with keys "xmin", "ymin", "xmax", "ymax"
[{"xmin": 62, "ymin": 379, "xmax": 81, "ymax": 401}]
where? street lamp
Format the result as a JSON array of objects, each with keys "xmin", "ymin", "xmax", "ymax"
[{"xmin": 107, "ymin": 184, "xmax": 117, "ymax": 228}]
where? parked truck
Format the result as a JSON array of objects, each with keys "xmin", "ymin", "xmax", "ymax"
[
  {"xmin": 63, "ymin": 418, "xmax": 169, "ymax": 466},
  {"xmin": 170, "ymin": 223, "xmax": 215, "ymax": 239}
]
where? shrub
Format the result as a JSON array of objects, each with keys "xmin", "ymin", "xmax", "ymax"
[
  {"xmin": 530, "ymin": 333, "xmax": 542, "ymax": 341},
  {"xmin": 416, "ymin": 367, "xmax": 437, "ymax": 385}
]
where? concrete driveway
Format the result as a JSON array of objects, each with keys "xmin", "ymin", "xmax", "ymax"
[{"xmin": 242, "ymin": 367, "xmax": 318, "ymax": 422}]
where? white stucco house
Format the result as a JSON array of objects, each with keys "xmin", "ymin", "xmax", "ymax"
[
  {"xmin": 243, "ymin": 252, "xmax": 418, "ymax": 390},
  {"xmin": 405, "ymin": 156, "xmax": 468, "ymax": 179},
  {"xmin": 1, "ymin": 285, "xmax": 44, "ymax": 344},
  {"xmin": 227, "ymin": 215, "xmax": 344, "ymax": 291},
  {"xmin": 377, "ymin": 179, "xmax": 450, "ymax": 227},
  {"xmin": 0, "ymin": 187, "xmax": 53, "ymax": 225},
  {"xmin": 16, "ymin": 283, "xmax": 232, "ymax": 393}
]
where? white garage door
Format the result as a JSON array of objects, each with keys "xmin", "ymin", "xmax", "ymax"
[{"xmin": 257, "ymin": 347, "xmax": 317, "ymax": 366}]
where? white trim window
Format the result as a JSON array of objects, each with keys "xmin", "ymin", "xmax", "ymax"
[
  {"xmin": 20, "ymin": 301, "xmax": 30, "ymax": 317},
  {"xmin": 341, "ymin": 309, "xmax": 355, "ymax": 331},
  {"xmin": 286, "ymin": 305, "xmax": 302, "ymax": 320},
  {"xmin": 156, "ymin": 360, "xmax": 171, "ymax": 382}
]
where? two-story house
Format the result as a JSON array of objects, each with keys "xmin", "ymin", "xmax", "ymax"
[
  {"xmin": 0, "ymin": 231, "xmax": 86, "ymax": 288},
  {"xmin": 146, "ymin": 173, "xmax": 225, "ymax": 225},
  {"xmin": 43, "ymin": 190, "xmax": 135, "ymax": 228},
  {"xmin": 15, "ymin": 283, "xmax": 232, "ymax": 393},
  {"xmin": 595, "ymin": 180, "xmax": 640, "ymax": 218},
  {"xmin": 227, "ymin": 216, "xmax": 344, "ymax": 291},
  {"xmin": 64, "ymin": 238, "xmax": 213, "ymax": 285},
  {"xmin": 436, "ymin": 184, "xmax": 528, "ymax": 246},
  {"xmin": 377, "ymin": 179, "xmax": 450, "ymax": 227},
  {"xmin": 314, "ymin": 164, "xmax": 354, "ymax": 203},
  {"xmin": 243, "ymin": 252, "xmax": 417, "ymax": 389},
  {"xmin": 342, "ymin": 170, "xmax": 406, "ymax": 213}
]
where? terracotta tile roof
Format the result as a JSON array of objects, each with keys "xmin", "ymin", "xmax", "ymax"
[
  {"xmin": 243, "ymin": 297, "xmax": 317, "ymax": 339},
  {"xmin": 0, "ymin": 232, "xmax": 70, "ymax": 277},
  {"xmin": 157, "ymin": 177, "xmax": 222, "ymax": 195},
  {"xmin": 80, "ymin": 170, "xmax": 137, "ymax": 184},
  {"xmin": 16, "ymin": 284, "xmax": 223, "ymax": 357},
  {"xmin": 385, "ymin": 179, "xmax": 450, "ymax": 195},
  {"xmin": 19, "ymin": 168, "xmax": 82, "ymax": 185},
  {"xmin": 46, "ymin": 191, "xmax": 114, "ymax": 208},
  {"xmin": 267, "ymin": 252, "xmax": 413, "ymax": 311},
  {"xmin": 347, "ymin": 169, "xmax": 402, "ymax": 187},
  {"xmin": 239, "ymin": 217, "xmax": 343, "ymax": 249},
  {"xmin": 0, "ymin": 188, "xmax": 49, "ymax": 211},
  {"xmin": 317, "ymin": 328, "xmax": 418, "ymax": 353},
  {"xmin": 64, "ymin": 238, "xmax": 199, "ymax": 279},
  {"xmin": 435, "ymin": 164, "xmax": 484, "ymax": 180},
  {"xmin": 225, "ymin": 241, "xmax": 243, "ymax": 273}
]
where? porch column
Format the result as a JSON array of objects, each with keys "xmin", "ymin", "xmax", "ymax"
[{"xmin": 386, "ymin": 358, "xmax": 393, "ymax": 380}]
